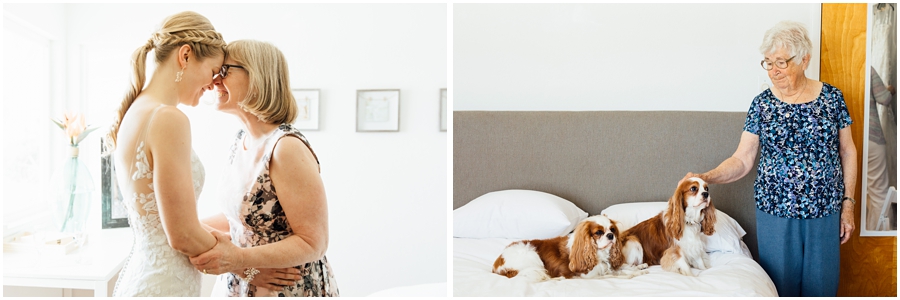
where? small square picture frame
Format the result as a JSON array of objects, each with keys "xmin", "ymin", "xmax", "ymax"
[
  {"xmin": 357, "ymin": 89, "xmax": 400, "ymax": 132},
  {"xmin": 292, "ymin": 89, "xmax": 320, "ymax": 131},
  {"xmin": 440, "ymin": 88, "xmax": 447, "ymax": 132}
]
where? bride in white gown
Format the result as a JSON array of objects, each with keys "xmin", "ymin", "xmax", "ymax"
[{"xmin": 105, "ymin": 11, "xmax": 227, "ymax": 297}]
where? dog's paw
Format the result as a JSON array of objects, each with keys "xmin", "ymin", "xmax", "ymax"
[
  {"xmin": 624, "ymin": 269, "xmax": 650, "ymax": 278},
  {"xmin": 628, "ymin": 269, "xmax": 650, "ymax": 278},
  {"xmin": 692, "ymin": 260, "xmax": 709, "ymax": 270},
  {"xmin": 663, "ymin": 262, "xmax": 694, "ymax": 277},
  {"xmin": 548, "ymin": 276, "xmax": 566, "ymax": 281},
  {"xmin": 636, "ymin": 263, "xmax": 649, "ymax": 270}
]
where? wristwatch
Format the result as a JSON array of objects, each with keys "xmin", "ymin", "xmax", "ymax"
[{"xmin": 842, "ymin": 196, "xmax": 856, "ymax": 206}]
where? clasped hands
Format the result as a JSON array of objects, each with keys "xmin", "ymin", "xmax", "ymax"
[
  {"xmin": 190, "ymin": 231, "xmax": 242, "ymax": 275},
  {"xmin": 189, "ymin": 231, "xmax": 303, "ymax": 290}
]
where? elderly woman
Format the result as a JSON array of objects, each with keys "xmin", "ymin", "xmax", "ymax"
[
  {"xmin": 684, "ymin": 21, "xmax": 856, "ymax": 297},
  {"xmin": 190, "ymin": 40, "xmax": 339, "ymax": 297}
]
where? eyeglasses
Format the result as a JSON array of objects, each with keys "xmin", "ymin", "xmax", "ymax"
[
  {"xmin": 760, "ymin": 56, "xmax": 796, "ymax": 70},
  {"xmin": 215, "ymin": 64, "xmax": 244, "ymax": 79}
]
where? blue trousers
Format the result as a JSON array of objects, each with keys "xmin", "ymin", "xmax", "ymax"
[{"xmin": 756, "ymin": 208, "xmax": 841, "ymax": 297}]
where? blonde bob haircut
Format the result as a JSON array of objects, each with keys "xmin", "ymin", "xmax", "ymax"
[
  {"xmin": 759, "ymin": 20, "xmax": 812, "ymax": 65},
  {"xmin": 226, "ymin": 40, "xmax": 297, "ymax": 124}
]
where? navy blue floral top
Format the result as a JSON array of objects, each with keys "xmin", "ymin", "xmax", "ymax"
[{"xmin": 743, "ymin": 83, "xmax": 852, "ymax": 219}]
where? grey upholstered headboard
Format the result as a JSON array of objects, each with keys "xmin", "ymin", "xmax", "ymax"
[{"xmin": 453, "ymin": 111, "xmax": 761, "ymax": 261}]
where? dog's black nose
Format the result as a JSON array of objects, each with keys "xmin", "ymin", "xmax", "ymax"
[
  {"xmin": 606, "ymin": 233, "xmax": 614, "ymax": 240},
  {"xmin": 702, "ymin": 192, "xmax": 709, "ymax": 198}
]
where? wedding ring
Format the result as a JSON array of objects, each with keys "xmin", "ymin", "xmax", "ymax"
[{"xmin": 203, "ymin": 269, "xmax": 208, "ymax": 274}]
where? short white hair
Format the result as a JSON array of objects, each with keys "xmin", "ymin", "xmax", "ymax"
[{"xmin": 759, "ymin": 21, "xmax": 812, "ymax": 65}]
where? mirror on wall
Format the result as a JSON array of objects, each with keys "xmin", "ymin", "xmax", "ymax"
[{"xmin": 861, "ymin": 3, "xmax": 897, "ymax": 236}]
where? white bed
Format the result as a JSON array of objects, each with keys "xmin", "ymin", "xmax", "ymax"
[
  {"xmin": 452, "ymin": 192, "xmax": 778, "ymax": 297},
  {"xmin": 454, "ymin": 237, "xmax": 776, "ymax": 297}
]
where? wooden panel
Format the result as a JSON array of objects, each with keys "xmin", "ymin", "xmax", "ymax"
[{"xmin": 821, "ymin": 3, "xmax": 898, "ymax": 297}]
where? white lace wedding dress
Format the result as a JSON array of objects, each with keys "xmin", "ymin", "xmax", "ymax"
[{"xmin": 112, "ymin": 107, "xmax": 206, "ymax": 296}]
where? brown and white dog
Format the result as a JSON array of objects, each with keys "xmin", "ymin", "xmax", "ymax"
[
  {"xmin": 492, "ymin": 215, "xmax": 649, "ymax": 282},
  {"xmin": 620, "ymin": 177, "xmax": 716, "ymax": 276}
]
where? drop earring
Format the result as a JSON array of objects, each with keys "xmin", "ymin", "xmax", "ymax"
[
  {"xmin": 175, "ymin": 66, "xmax": 185, "ymax": 83},
  {"xmin": 175, "ymin": 58, "xmax": 188, "ymax": 83}
]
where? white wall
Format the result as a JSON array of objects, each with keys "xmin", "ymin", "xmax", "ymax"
[
  {"xmin": 454, "ymin": 3, "xmax": 822, "ymax": 112},
  {"xmin": 4, "ymin": 3, "xmax": 446, "ymax": 297}
]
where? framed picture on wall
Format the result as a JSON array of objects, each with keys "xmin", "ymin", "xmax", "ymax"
[
  {"xmin": 440, "ymin": 88, "xmax": 447, "ymax": 132},
  {"xmin": 292, "ymin": 89, "xmax": 320, "ymax": 131},
  {"xmin": 357, "ymin": 89, "xmax": 400, "ymax": 132},
  {"xmin": 100, "ymin": 138, "xmax": 129, "ymax": 229}
]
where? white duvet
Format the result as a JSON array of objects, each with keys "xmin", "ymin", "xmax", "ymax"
[{"xmin": 453, "ymin": 237, "xmax": 777, "ymax": 297}]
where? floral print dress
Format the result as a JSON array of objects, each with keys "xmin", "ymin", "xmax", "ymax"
[
  {"xmin": 218, "ymin": 124, "xmax": 339, "ymax": 297},
  {"xmin": 743, "ymin": 83, "xmax": 853, "ymax": 219}
]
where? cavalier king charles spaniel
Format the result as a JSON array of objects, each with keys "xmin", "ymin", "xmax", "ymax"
[
  {"xmin": 620, "ymin": 177, "xmax": 716, "ymax": 276},
  {"xmin": 492, "ymin": 215, "xmax": 649, "ymax": 282}
]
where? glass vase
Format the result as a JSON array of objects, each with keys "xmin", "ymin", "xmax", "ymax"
[{"xmin": 50, "ymin": 146, "xmax": 94, "ymax": 247}]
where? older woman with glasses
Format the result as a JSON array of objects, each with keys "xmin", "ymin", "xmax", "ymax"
[
  {"xmin": 683, "ymin": 21, "xmax": 856, "ymax": 297},
  {"xmin": 189, "ymin": 39, "xmax": 339, "ymax": 297}
]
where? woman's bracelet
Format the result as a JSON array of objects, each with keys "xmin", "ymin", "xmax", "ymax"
[
  {"xmin": 842, "ymin": 196, "xmax": 856, "ymax": 206},
  {"xmin": 240, "ymin": 268, "xmax": 260, "ymax": 283}
]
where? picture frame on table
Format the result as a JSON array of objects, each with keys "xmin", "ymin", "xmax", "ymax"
[
  {"xmin": 440, "ymin": 88, "xmax": 447, "ymax": 132},
  {"xmin": 292, "ymin": 89, "xmax": 320, "ymax": 131},
  {"xmin": 357, "ymin": 89, "xmax": 400, "ymax": 132},
  {"xmin": 100, "ymin": 138, "xmax": 129, "ymax": 229}
]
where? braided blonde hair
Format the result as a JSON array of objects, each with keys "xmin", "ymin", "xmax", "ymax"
[{"xmin": 106, "ymin": 11, "xmax": 225, "ymax": 151}]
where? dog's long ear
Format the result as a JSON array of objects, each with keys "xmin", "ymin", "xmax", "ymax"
[
  {"xmin": 609, "ymin": 223, "xmax": 625, "ymax": 270},
  {"xmin": 569, "ymin": 221, "xmax": 598, "ymax": 273},
  {"xmin": 665, "ymin": 182, "xmax": 686, "ymax": 239},
  {"xmin": 701, "ymin": 200, "xmax": 717, "ymax": 236}
]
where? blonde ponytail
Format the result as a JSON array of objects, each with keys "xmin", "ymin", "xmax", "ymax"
[
  {"xmin": 106, "ymin": 42, "xmax": 152, "ymax": 152},
  {"xmin": 105, "ymin": 11, "xmax": 225, "ymax": 152}
]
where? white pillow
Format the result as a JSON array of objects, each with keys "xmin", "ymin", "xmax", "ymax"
[
  {"xmin": 598, "ymin": 202, "xmax": 667, "ymax": 232},
  {"xmin": 600, "ymin": 202, "xmax": 747, "ymax": 254},
  {"xmin": 453, "ymin": 190, "xmax": 588, "ymax": 240}
]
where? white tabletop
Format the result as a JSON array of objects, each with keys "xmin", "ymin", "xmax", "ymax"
[
  {"xmin": 366, "ymin": 282, "xmax": 448, "ymax": 297},
  {"xmin": 3, "ymin": 228, "xmax": 133, "ymax": 286}
]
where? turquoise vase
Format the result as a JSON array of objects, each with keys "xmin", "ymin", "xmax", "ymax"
[{"xmin": 50, "ymin": 146, "xmax": 94, "ymax": 246}]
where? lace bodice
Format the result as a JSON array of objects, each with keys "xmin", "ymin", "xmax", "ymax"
[{"xmin": 112, "ymin": 111, "xmax": 206, "ymax": 296}]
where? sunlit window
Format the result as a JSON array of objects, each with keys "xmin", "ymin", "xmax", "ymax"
[{"xmin": 3, "ymin": 17, "xmax": 54, "ymax": 233}]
